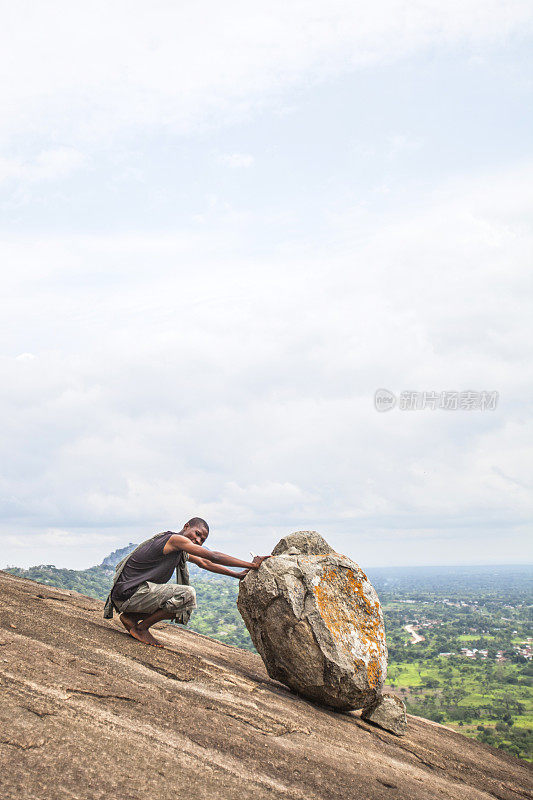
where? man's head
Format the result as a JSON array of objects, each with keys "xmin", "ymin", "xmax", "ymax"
[{"xmin": 183, "ymin": 517, "xmax": 209, "ymax": 546}]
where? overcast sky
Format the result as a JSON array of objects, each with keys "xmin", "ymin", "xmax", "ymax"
[{"xmin": 1, "ymin": 1, "xmax": 532, "ymax": 570}]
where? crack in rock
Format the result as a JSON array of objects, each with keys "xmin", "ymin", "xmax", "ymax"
[
  {"xmin": 0, "ymin": 737, "xmax": 46, "ymax": 750},
  {"xmin": 134, "ymin": 661, "xmax": 194, "ymax": 682},
  {"xmin": 65, "ymin": 689, "xmax": 138, "ymax": 702}
]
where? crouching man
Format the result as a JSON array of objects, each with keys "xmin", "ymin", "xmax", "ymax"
[{"xmin": 103, "ymin": 517, "xmax": 269, "ymax": 647}]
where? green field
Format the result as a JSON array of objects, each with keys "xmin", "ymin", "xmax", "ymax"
[
  {"xmin": 457, "ymin": 634, "xmax": 495, "ymax": 642},
  {"xmin": 381, "ymin": 578, "xmax": 532, "ymax": 762}
]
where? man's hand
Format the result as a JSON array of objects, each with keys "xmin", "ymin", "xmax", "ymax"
[
  {"xmin": 238, "ymin": 556, "xmax": 269, "ymax": 579},
  {"xmin": 251, "ymin": 555, "xmax": 270, "ymax": 568}
]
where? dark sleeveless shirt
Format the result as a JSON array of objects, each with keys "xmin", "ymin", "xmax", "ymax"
[{"xmin": 111, "ymin": 532, "xmax": 183, "ymax": 603}]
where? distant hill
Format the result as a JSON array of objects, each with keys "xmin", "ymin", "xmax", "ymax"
[{"xmin": 99, "ymin": 543, "xmax": 137, "ymax": 571}]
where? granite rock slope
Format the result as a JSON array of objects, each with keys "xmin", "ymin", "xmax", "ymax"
[
  {"xmin": 237, "ymin": 531, "xmax": 388, "ymax": 709},
  {"xmin": 0, "ymin": 569, "xmax": 531, "ymax": 800}
]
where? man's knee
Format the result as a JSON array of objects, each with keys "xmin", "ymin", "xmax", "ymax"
[
  {"xmin": 183, "ymin": 586, "xmax": 196, "ymax": 606},
  {"xmin": 166, "ymin": 585, "xmax": 196, "ymax": 612}
]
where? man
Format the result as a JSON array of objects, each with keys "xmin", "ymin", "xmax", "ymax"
[{"xmin": 106, "ymin": 517, "xmax": 269, "ymax": 647}]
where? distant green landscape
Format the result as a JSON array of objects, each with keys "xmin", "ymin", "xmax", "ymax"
[{"xmin": 6, "ymin": 553, "xmax": 532, "ymax": 761}]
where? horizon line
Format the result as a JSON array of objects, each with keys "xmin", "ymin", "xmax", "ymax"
[{"xmin": 2, "ymin": 561, "xmax": 532, "ymax": 571}]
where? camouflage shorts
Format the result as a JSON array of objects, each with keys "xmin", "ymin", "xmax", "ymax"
[{"xmin": 113, "ymin": 581, "xmax": 197, "ymax": 623}]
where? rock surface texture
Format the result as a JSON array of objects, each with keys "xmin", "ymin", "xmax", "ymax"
[
  {"xmin": 0, "ymin": 570, "xmax": 530, "ymax": 800},
  {"xmin": 237, "ymin": 531, "xmax": 388, "ymax": 710},
  {"xmin": 362, "ymin": 692, "xmax": 408, "ymax": 736}
]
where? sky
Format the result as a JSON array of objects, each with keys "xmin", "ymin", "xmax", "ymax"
[{"xmin": 1, "ymin": 1, "xmax": 532, "ymax": 570}]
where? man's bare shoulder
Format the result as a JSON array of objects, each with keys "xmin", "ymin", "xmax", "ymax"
[{"xmin": 163, "ymin": 533, "xmax": 190, "ymax": 553}]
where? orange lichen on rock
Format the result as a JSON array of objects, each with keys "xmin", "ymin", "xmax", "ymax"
[
  {"xmin": 313, "ymin": 565, "xmax": 385, "ymax": 681},
  {"xmin": 366, "ymin": 654, "xmax": 381, "ymax": 689}
]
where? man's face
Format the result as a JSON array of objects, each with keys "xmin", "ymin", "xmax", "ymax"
[{"xmin": 186, "ymin": 525, "xmax": 209, "ymax": 546}]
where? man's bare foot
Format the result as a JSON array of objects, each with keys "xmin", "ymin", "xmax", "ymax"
[
  {"xmin": 129, "ymin": 625, "xmax": 163, "ymax": 647},
  {"xmin": 119, "ymin": 613, "xmax": 138, "ymax": 633}
]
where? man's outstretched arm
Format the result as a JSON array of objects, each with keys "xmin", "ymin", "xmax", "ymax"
[
  {"xmin": 187, "ymin": 554, "xmax": 249, "ymax": 580},
  {"xmin": 164, "ymin": 534, "xmax": 269, "ymax": 570}
]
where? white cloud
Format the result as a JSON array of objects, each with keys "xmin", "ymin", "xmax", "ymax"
[
  {"xmin": 218, "ymin": 153, "xmax": 255, "ymax": 168},
  {"xmin": 0, "ymin": 148, "xmax": 86, "ymax": 184},
  {"xmin": 387, "ymin": 134, "xmax": 423, "ymax": 158},
  {"xmin": 0, "ymin": 159, "xmax": 531, "ymax": 568},
  {"xmin": 0, "ymin": 1, "xmax": 530, "ymax": 144},
  {"xmin": 0, "ymin": 3, "xmax": 530, "ymax": 569}
]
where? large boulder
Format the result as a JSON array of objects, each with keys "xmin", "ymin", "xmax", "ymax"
[{"xmin": 237, "ymin": 531, "xmax": 388, "ymax": 710}]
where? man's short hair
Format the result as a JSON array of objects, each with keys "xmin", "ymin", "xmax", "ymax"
[{"xmin": 186, "ymin": 517, "xmax": 209, "ymax": 534}]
